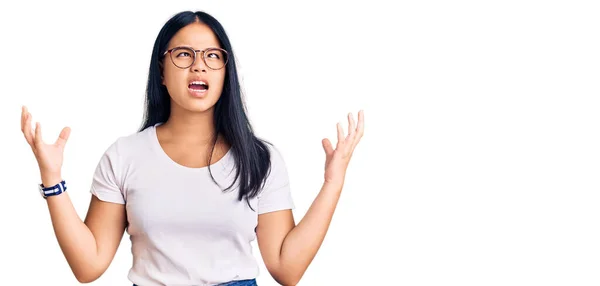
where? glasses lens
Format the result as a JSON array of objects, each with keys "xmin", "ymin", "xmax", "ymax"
[
  {"xmin": 170, "ymin": 47, "xmax": 195, "ymax": 68},
  {"xmin": 204, "ymin": 48, "xmax": 228, "ymax": 70}
]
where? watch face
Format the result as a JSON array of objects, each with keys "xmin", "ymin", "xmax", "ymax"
[{"xmin": 38, "ymin": 184, "xmax": 46, "ymax": 197}]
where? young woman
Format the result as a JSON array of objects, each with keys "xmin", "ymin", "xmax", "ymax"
[{"xmin": 20, "ymin": 10, "xmax": 364, "ymax": 286}]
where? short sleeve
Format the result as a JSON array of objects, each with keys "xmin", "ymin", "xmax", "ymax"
[
  {"xmin": 89, "ymin": 140, "xmax": 125, "ymax": 204},
  {"xmin": 257, "ymin": 145, "xmax": 295, "ymax": 214}
]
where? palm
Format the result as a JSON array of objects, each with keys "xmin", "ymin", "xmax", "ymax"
[
  {"xmin": 35, "ymin": 141, "xmax": 66, "ymax": 172},
  {"xmin": 322, "ymin": 110, "xmax": 365, "ymax": 185},
  {"xmin": 20, "ymin": 106, "xmax": 71, "ymax": 176}
]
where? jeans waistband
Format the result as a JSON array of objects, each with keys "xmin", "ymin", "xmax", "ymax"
[{"xmin": 133, "ymin": 278, "xmax": 257, "ymax": 286}]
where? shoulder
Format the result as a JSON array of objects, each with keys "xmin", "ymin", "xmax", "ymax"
[
  {"xmin": 101, "ymin": 126, "xmax": 155, "ymax": 160},
  {"xmin": 261, "ymin": 141, "xmax": 287, "ymax": 168},
  {"xmin": 260, "ymin": 141, "xmax": 290, "ymax": 186}
]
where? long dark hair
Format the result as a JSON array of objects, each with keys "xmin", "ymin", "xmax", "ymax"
[{"xmin": 139, "ymin": 11, "xmax": 273, "ymax": 208}]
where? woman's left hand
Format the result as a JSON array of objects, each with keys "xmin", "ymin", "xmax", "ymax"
[{"xmin": 322, "ymin": 110, "xmax": 365, "ymax": 186}]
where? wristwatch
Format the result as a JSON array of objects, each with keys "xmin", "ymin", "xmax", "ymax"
[{"xmin": 38, "ymin": 180, "xmax": 67, "ymax": 199}]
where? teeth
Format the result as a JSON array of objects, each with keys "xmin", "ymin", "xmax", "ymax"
[{"xmin": 190, "ymin": 81, "xmax": 207, "ymax": 86}]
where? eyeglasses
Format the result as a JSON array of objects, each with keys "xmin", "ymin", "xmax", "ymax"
[{"xmin": 163, "ymin": 46, "xmax": 229, "ymax": 70}]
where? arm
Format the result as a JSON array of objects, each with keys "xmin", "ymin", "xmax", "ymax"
[
  {"xmin": 257, "ymin": 110, "xmax": 364, "ymax": 285},
  {"xmin": 21, "ymin": 106, "xmax": 126, "ymax": 283},
  {"xmin": 256, "ymin": 182, "xmax": 342, "ymax": 286},
  {"xmin": 45, "ymin": 179, "xmax": 127, "ymax": 283}
]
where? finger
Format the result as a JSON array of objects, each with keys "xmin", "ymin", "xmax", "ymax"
[
  {"xmin": 322, "ymin": 138, "xmax": 334, "ymax": 155},
  {"xmin": 356, "ymin": 110, "xmax": 365, "ymax": 138},
  {"xmin": 34, "ymin": 122, "xmax": 43, "ymax": 147},
  {"xmin": 20, "ymin": 106, "xmax": 26, "ymax": 132},
  {"xmin": 336, "ymin": 122, "xmax": 344, "ymax": 148},
  {"xmin": 351, "ymin": 110, "xmax": 365, "ymax": 150},
  {"xmin": 55, "ymin": 126, "xmax": 71, "ymax": 148},
  {"xmin": 347, "ymin": 112, "xmax": 356, "ymax": 138},
  {"xmin": 23, "ymin": 112, "xmax": 34, "ymax": 146}
]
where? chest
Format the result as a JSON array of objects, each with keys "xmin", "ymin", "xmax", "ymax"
[{"xmin": 122, "ymin": 164, "xmax": 259, "ymax": 241}]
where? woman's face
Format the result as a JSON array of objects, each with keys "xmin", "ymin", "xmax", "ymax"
[{"xmin": 162, "ymin": 22, "xmax": 227, "ymax": 114}]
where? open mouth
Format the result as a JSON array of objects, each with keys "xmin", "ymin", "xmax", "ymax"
[{"xmin": 188, "ymin": 81, "xmax": 209, "ymax": 92}]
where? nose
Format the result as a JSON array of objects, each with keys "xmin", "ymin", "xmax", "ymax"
[{"xmin": 191, "ymin": 56, "xmax": 207, "ymax": 73}]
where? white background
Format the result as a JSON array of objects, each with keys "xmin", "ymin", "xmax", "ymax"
[{"xmin": 1, "ymin": 1, "xmax": 599, "ymax": 285}]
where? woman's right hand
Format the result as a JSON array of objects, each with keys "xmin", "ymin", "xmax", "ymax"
[{"xmin": 21, "ymin": 106, "xmax": 71, "ymax": 185}]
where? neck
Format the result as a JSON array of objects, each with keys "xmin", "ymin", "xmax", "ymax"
[{"xmin": 159, "ymin": 106, "xmax": 217, "ymax": 146}]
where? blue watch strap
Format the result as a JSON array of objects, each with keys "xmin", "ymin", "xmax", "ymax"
[{"xmin": 39, "ymin": 180, "xmax": 67, "ymax": 198}]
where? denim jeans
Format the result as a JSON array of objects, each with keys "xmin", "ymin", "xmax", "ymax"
[
  {"xmin": 217, "ymin": 279, "xmax": 257, "ymax": 286},
  {"xmin": 133, "ymin": 278, "xmax": 257, "ymax": 286}
]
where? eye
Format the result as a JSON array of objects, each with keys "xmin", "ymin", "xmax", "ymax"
[
  {"xmin": 176, "ymin": 51, "xmax": 192, "ymax": 58},
  {"xmin": 206, "ymin": 52, "xmax": 221, "ymax": 59}
]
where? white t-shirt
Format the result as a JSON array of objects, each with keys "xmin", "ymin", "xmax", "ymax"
[{"xmin": 89, "ymin": 124, "xmax": 294, "ymax": 286}]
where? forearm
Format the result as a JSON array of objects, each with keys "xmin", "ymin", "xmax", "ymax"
[
  {"xmin": 43, "ymin": 175, "xmax": 100, "ymax": 282},
  {"xmin": 279, "ymin": 181, "xmax": 343, "ymax": 281}
]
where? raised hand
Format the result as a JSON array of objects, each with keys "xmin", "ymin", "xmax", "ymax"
[
  {"xmin": 20, "ymin": 106, "xmax": 71, "ymax": 185},
  {"xmin": 321, "ymin": 110, "xmax": 365, "ymax": 186}
]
